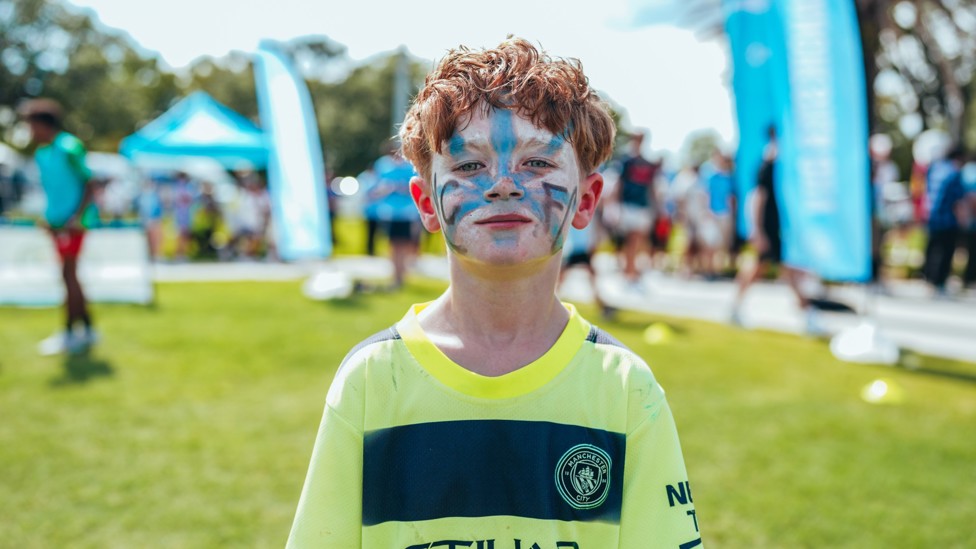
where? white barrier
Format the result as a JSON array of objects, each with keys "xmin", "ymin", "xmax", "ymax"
[{"xmin": 0, "ymin": 225, "xmax": 154, "ymax": 306}]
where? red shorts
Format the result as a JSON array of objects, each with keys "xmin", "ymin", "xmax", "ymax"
[{"xmin": 52, "ymin": 229, "xmax": 86, "ymax": 260}]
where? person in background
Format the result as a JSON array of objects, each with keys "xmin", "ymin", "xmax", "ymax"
[
  {"xmin": 0, "ymin": 161, "xmax": 12, "ymax": 215},
  {"xmin": 228, "ymin": 172, "xmax": 272, "ymax": 260},
  {"xmin": 869, "ymin": 133, "xmax": 900, "ymax": 289},
  {"xmin": 730, "ymin": 126, "xmax": 823, "ymax": 334},
  {"xmin": 670, "ymin": 163, "xmax": 709, "ymax": 278},
  {"xmin": 371, "ymin": 148, "xmax": 420, "ymax": 289},
  {"xmin": 704, "ymin": 150, "xmax": 735, "ymax": 278},
  {"xmin": 191, "ymin": 181, "xmax": 221, "ymax": 260},
  {"xmin": 20, "ymin": 98, "xmax": 99, "ymax": 355},
  {"xmin": 615, "ymin": 132, "xmax": 663, "ymax": 287},
  {"xmin": 923, "ymin": 146, "xmax": 967, "ymax": 297},
  {"xmin": 961, "ymin": 157, "xmax": 976, "ymax": 290},
  {"xmin": 559, "ymin": 222, "xmax": 614, "ymax": 320},
  {"xmin": 135, "ymin": 178, "xmax": 164, "ymax": 261},
  {"xmin": 171, "ymin": 171, "xmax": 196, "ymax": 261},
  {"xmin": 358, "ymin": 153, "xmax": 382, "ymax": 256},
  {"xmin": 325, "ymin": 169, "xmax": 339, "ymax": 248}
]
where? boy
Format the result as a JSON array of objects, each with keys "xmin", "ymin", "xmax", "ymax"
[
  {"xmin": 21, "ymin": 99, "xmax": 99, "ymax": 355},
  {"xmin": 288, "ymin": 38, "xmax": 701, "ymax": 548}
]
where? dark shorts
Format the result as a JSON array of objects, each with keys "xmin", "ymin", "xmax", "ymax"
[
  {"xmin": 564, "ymin": 251, "xmax": 592, "ymax": 268},
  {"xmin": 386, "ymin": 220, "xmax": 417, "ymax": 243},
  {"xmin": 760, "ymin": 233, "xmax": 782, "ymax": 263},
  {"xmin": 52, "ymin": 228, "xmax": 86, "ymax": 261}
]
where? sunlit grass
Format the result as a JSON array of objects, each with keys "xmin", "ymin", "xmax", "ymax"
[{"xmin": 0, "ymin": 280, "xmax": 973, "ymax": 548}]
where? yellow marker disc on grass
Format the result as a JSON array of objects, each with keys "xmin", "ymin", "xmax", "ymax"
[
  {"xmin": 860, "ymin": 378, "xmax": 905, "ymax": 405},
  {"xmin": 643, "ymin": 323, "xmax": 675, "ymax": 345}
]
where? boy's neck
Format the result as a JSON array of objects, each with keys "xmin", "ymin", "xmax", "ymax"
[{"xmin": 418, "ymin": 254, "xmax": 570, "ymax": 377}]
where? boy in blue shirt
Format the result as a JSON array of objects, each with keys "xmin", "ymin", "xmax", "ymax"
[{"xmin": 21, "ymin": 99, "xmax": 98, "ymax": 354}]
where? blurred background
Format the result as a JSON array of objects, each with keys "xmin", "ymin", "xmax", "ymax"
[{"xmin": 1, "ymin": 0, "xmax": 974, "ymax": 547}]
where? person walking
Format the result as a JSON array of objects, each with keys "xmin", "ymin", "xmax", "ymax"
[
  {"xmin": 615, "ymin": 132, "xmax": 663, "ymax": 287},
  {"xmin": 730, "ymin": 126, "xmax": 823, "ymax": 334},
  {"xmin": 922, "ymin": 147, "xmax": 967, "ymax": 296},
  {"xmin": 21, "ymin": 99, "xmax": 99, "ymax": 355}
]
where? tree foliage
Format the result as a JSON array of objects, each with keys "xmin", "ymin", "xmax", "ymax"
[
  {"xmin": 308, "ymin": 53, "xmax": 428, "ymax": 176},
  {"xmin": 858, "ymin": 0, "xmax": 976, "ymax": 149},
  {"xmin": 0, "ymin": 0, "xmax": 180, "ymax": 150},
  {"xmin": 0, "ymin": 0, "xmax": 426, "ymax": 176}
]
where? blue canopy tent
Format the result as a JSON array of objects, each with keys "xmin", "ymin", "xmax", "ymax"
[{"xmin": 119, "ymin": 91, "xmax": 269, "ymax": 169}]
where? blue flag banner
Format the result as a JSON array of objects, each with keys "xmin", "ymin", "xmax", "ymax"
[
  {"xmin": 724, "ymin": 0, "xmax": 870, "ymax": 281},
  {"xmin": 253, "ymin": 41, "xmax": 332, "ymax": 261},
  {"xmin": 723, "ymin": 0, "xmax": 782, "ymax": 239},
  {"xmin": 775, "ymin": 0, "xmax": 870, "ymax": 281}
]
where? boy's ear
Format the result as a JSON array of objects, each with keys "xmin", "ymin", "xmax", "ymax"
[
  {"xmin": 571, "ymin": 172, "xmax": 604, "ymax": 230},
  {"xmin": 410, "ymin": 175, "xmax": 442, "ymax": 233}
]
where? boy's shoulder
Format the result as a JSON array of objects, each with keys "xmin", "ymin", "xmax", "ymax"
[
  {"xmin": 54, "ymin": 132, "xmax": 86, "ymax": 154},
  {"xmin": 584, "ymin": 323, "xmax": 629, "ymax": 350},
  {"xmin": 582, "ymin": 321, "xmax": 667, "ymax": 417},
  {"xmin": 339, "ymin": 326, "xmax": 402, "ymax": 367},
  {"xmin": 584, "ymin": 322, "xmax": 651, "ymax": 373},
  {"xmin": 325, "ymin": 326, "xmax": 403, "ymax": 421}
]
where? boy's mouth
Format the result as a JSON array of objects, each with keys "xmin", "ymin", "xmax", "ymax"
[{"xmin": 475, "ymin": 214, "xmax": 532, "ymax": 226}]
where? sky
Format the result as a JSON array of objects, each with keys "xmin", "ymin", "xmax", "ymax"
[{"xmin": 66, "ymin": 0, "xmax": 735, "ymax": 160}]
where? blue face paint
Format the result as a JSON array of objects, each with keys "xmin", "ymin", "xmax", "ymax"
[
  {"xmin": 434, "ymin": 109, "xmax": 578, "ymax": 255},
  {"xmin": 448, "ymin": 134, "xmax": 466, "ymax": 157},
  {"xmin": 546, "ymin": 134, "xmax": 566, "ymax": 157}
]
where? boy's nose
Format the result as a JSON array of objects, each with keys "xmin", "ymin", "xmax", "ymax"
[{"xmin": 484, "ymin": 177, "xmax": 524, "ymax": 201}]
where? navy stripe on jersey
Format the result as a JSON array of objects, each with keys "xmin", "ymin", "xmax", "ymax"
[
  {"xmin": 587, "ymin": 325, "xmax": 629, "ymax": 350},
  {"xmin": 362, "ymin": 420, "xmax": 625, "ymax": 525},
  {"xmin": 339, "ymin": 327, "xmax": 400, "ymax": 368}
]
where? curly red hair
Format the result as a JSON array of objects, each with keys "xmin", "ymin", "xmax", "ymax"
[{"xmin": 399, "ymin": 38, "xmax": 616, "ymax": 182}]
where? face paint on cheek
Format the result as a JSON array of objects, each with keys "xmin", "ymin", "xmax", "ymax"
[
  {"xmin": 524, "ymin": 182, "xmax": 578, "ymax": 252},
  {"xmin": 435, "ymin": 174, "xmax": 483, "ymax": 254}
]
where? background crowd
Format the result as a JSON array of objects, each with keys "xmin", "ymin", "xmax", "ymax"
[{"xmin": 2, "ymin": 125, "xmax": 976, "ymax": 299}]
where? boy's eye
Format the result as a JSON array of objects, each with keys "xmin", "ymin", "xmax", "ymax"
[
  {"xmin": 457, "ymin": 161, "xmax": 483, "ymax": 172},
  {"xmin": 526, "ymin": 159, "xmax": 553, "ymax": 169}
]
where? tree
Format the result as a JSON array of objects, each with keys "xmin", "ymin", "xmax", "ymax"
[
  {"xmin": 0, "ymin": 0, "xmax": 179, "ymax": 150},
  {"xmin": 308, "ymin": 52, "xmax": 428, "ymax": 176},
  {"xmin": 181, "ymin": 52, "xmax": 259, "ymax": 122},
  {"xmin": 858, "ymin": 0, "xmax": 976, "ymax": 148},
  {"xmin": 682, "ymin": 129, "xmax": 723, "ymax": 168}
]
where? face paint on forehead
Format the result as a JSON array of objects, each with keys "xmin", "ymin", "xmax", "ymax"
[
  {"xmin": 490, "ymin": 108, "xmax": 518, "ymax": 161},
  {"xmin": 448, "ymin": 134, "xmax": 465, "ymax": 157},
  {"xmin": 546, "ymin": 134, "xmax": 565, "ymax": 157},
  {"xmin": 448, "ymin": 109, "xmax": 569, "ymax": 162}
]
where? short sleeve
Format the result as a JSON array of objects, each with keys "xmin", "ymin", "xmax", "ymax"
[
  {"xmin": 286, "ymin": 403, "xmax": 364, "ymax": 548},
  {"xmin": 59, "ymin": 134, "xmax": 92, "ymax": 182},
  {"xmin": 618, "ymin": 396, "xmax": 702, "ymax": 549}
]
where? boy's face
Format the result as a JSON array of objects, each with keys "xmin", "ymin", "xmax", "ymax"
[
  {"xmin": 411, "ymin": 107, "xmax": 602, "ymax": 267},
  {"xmin": 27, "ymin": 120, "xmax": 57, "ymax": 145}
]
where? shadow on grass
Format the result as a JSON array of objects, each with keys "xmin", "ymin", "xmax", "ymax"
[
  {"xmin": 320, "ymin": 296, "xmax": 370, "ymax": 309},
  {"xmin": 50, "ymin": 349, "xmax": 115, "ymax": 387},
  {"xmin": 895, "ymin": 351, "xmax": 976, "ymax": 385}
]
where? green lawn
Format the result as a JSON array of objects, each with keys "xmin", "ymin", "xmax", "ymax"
[{"xmin": 1, "ymin": 280, "xmax": 973, "ymax": 548}]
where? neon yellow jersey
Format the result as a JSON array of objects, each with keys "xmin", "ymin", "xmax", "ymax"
[{"xmin": 287, "ymin": 304, "xmax": 702, "ymax": 549}]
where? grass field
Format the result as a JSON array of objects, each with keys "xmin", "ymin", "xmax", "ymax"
[{"xmin": 1, "ymin": 279, "xmax": 974, "ymax": 548}]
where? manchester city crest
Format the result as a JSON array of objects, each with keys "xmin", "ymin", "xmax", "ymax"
[{"xmin": 555, "ymin": 444, "xmax": 612, "ymax": 509}]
